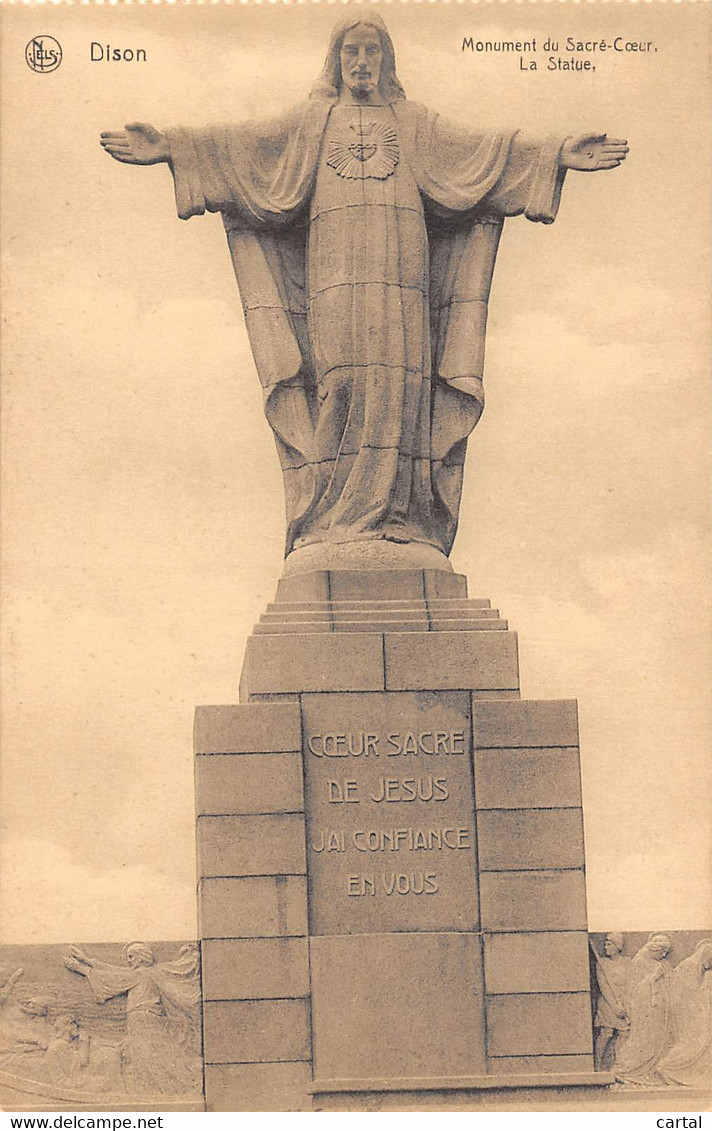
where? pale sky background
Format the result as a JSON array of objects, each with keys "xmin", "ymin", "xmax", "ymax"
[{"xmin": 1, "ymin": 1, "xmax": 710, "ymax": 943}]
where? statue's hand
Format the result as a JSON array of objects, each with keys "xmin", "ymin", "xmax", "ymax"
[
  {"xmin": 64, "ymin": 957, "xmax": 87, "ymax": 975},
  {"xmin": 100, "ymin": 122, "xmax": 171, "ymax": 166},
  {"xmin": 66, "ymin": 944, "xmax": 94, "ymax": 968},
  {"xmin": 560, "ymin": 133, "xmax": 628, "ymax": 172}
]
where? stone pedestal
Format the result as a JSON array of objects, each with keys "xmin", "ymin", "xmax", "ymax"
[{"xmin": 194, "ymin": 569, "xmax": 610, "ymax": 1111}]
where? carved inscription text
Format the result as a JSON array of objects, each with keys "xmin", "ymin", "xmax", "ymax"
[{"xmin": 302, "ymin": 693, "xmax": 480, "ymax": 935}]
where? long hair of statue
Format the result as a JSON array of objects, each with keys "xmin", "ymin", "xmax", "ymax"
[{"xmin": 310, "ymin": 12, "xmax": 407, "ymax": 103}]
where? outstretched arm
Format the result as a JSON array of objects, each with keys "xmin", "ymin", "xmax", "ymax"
[
  {"xmin": 560, "ymin": 133, "xmax": 628, "ymax": 172},
  {"xmin": 63, "ymin": 944, "xmax": 96, "ymax": 975},
  {"xmin": 100, "ymin": 122, "xmax": 171, "ymax": 166}
]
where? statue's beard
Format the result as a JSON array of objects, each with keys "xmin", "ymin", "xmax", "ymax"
[{"xmin": 347, "ymin": 73, "xmax": 377, "ymax": 99}]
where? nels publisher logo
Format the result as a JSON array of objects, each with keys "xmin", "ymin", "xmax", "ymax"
[{"xmin": 25, "ymin": 36, "xmax": 63, "ymax": 73}]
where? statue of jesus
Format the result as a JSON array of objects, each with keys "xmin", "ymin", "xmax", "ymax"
[{"xmin": 101, "ymin": 14, "xmax": 627, "ymax": 574}]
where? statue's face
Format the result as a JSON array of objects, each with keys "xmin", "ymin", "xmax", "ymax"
[
  {"xmin": 339, "ymin": 25, "xmax": 383, "ymax": 99},
  {"xmin": 604, "ymin": 937, "xmax": 620, "ymax": 957},
  {"xmin": 649, "ymin": 940, "xmax": 669, "ymax": 959},
  {"xmin": 126, "ymin": 947, "xmax": 145, "ymax": 968}
]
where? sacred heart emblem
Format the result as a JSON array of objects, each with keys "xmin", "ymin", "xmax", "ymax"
[
  {"xmin": 350, "ymin": 141, "xmax": 377, "ymax": 163},
  {"xmin": 326, "ymin": 118, "xmax": 399, "ymax": 180}
]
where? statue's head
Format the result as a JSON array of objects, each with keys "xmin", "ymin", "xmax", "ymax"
[
  {"xmin": 311, "ymin": 14, "xmax": 406, "ymax": 104},
  {"xmin": 123, "ymin": 941, "xmax": 155, "ymax": 969},
  {"xmin": 645, "ymin": 932, "xmax": 672, "ymax": 960},
  {"xmin": 604, "ymin": 932, "xmax": 624, "ymax": 957}
]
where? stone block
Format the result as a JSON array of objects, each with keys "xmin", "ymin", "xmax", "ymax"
[
  {"xmin": 262, "ymin": 609, "xmax": 332, "ymax": 622},
  {"xmin": 384, "ymin": 632, "xmax": 520, "ymax": 692},
  {"xmin": 430, "ymin": 604, "xmax": 498, "ymax": 618},
  {"xmin": 205, "ymin": 1063, "xmax": 312, "ymax": 1112},
  {"xmin": 477, "ymin": 810, "xmax": 585, "ymax": 871},
  {"xmin": 310, "ymin": 933, "xmax": 486, "ymax": 1080},
  {"xmin": 311, "ymin": 1081, "xmax": 610, "ymax": 1108},
  {"xmin": 473, "ymin": 700, "xmax": 579, "ymax": 748},
  {"xmin": 199, "ymin": 876, "xmax": 308, "ymax": 938},
  {"xmin": 253, "ymin": 622, "xmax": 332, "ymax": 635},
  {"xmin": 203, "ymin": 999, "xmax": 311, "ymax": 1064},
  {"xmin": 474, "ymin": 748, "xmax": 582, "ymax": 810},
  {"xmin": 330, "ymin": 607, "xmax": 424, "ymax": 622},
  {"xmin": 486, "ymin": 993, "xmax": 593, "ymax": 1057},
  {"xmin": 249, "ymin": 693, "xmax": 300, "ymax": 703},
  {"xmin": 243, "ymin": 633, "xmax": 385, "ymax": 695},
  {"xmin": 430, "ymin": 598, "xmax": 491, "ymax": 610},
  {"xmin": 276, "ymin": 572, "xmax": 330, "ymax": 603},
  {"xmin": 329, "ymin": 569, "xmax": 427, "ymax": 602},
  {"xmin": 333, "ymin": 600, "xmax": 430, "ymax": 612},
  {"xmin": 472, "ymin": 690, "xmax": 521, "ymax": 701},
  {"xmin": 194, "ymin": 702, "xmax": 301, "ymax": 754},
  {"xmin": 268, "ymin": 600, "xmax": 419, "ymax": 613},
  {"xmin": 197, "ymin": 814, "xmax": 306, "ymax": 877},
  {"xmin": 487, "ymin": 1054, "xmax": 595, "ymax": 1076},
  {"xmin": 334, "ymin": 620, "xmax": 428, "ymax": 634},
  {"xmin": 430, "ymin": 619, "xmax": 508, "ymax": 632},
  {"xmin": 483, "ymin": 932, "xmax": 591, "ymax": 994},
  {"xmin": 423, "ymin": 570, "xmax": 468, "ymax": 599},
  {"xmin": 195, "ymin": 753, "xmax": 304, "ymax": 816},
  {"xmin": 479, "ymin": 870, "xmax": 587, "ymax": 931},
  {"xmin": 202, "ymin": 938, "xmax": 309, "ymax": 1000}
]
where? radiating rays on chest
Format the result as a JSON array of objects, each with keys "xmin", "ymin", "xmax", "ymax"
[{"xmin": 326, "ymin": 113, "xmax": 399, "ymax": 181}]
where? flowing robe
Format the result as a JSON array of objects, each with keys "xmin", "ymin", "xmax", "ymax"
[
  {"xmin": 83, "ymin": 956, "xmax": 201, "ymax": 1095},
  {"xmin": 42, "ymin": 1031, "xmax": 90, "ymax": 1089},
  {"xmin": 615, "ymin": 949, "xmax": 674, "ymax": 1085},
  {"xmin": 167, "ymin": 99, "xmax": 567, "ymax": 555},
  {"xmin": 658, "ymin": 946, "xmax": 712, "ymax": 1088}
]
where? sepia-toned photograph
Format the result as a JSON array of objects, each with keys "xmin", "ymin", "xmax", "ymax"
[{"xmin": 1, "ymin": 0, "xmax": 710, "ymax": 1114}]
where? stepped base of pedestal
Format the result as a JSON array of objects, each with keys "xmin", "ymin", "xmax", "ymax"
[
  {"xmin": 240, "ymin": 568, "xmax": 520, "ymax": 699},
  {"xmin": 311, "ymin": 1082, "xmax": 708, "ymax": 1115},
  {"xmin": 309, "ymin": 1072, "xmax": 612, "ymax": 1093},
  {"xmin": 201, "ymin": 1069, "xmax": 618, "ymax": 1114},
  {"xmin": 202, "ymin": 1067, "xmax": 706, "ymax": 1113}
]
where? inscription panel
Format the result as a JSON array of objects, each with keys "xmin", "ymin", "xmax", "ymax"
[{"xmin": 302, "ymin": 691, "xmax": 479, "ymax": 934}]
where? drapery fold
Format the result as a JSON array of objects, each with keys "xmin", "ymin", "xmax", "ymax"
[{"xmin": 167, "ymin": 101, "xmax": 566, "ymax": 553}]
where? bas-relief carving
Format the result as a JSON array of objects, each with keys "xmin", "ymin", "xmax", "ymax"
[
  {"xmin": 590, "ymin": 933, "xmax": 633, "ymax": 1072},
  {"xmin": 0, "ymin": 942, "xmax": 202, "ymax": 1108},
  {"xmin": 590, "ymin": 932, "xmax": 712, "ymax": 1091},
  {"xmin": 658, "ymin": 940, "xmax": 712, "ymax": 1089},
  {"xmin": 100, "ymin": 14, "xmax": 627, "ymax": 572}
]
